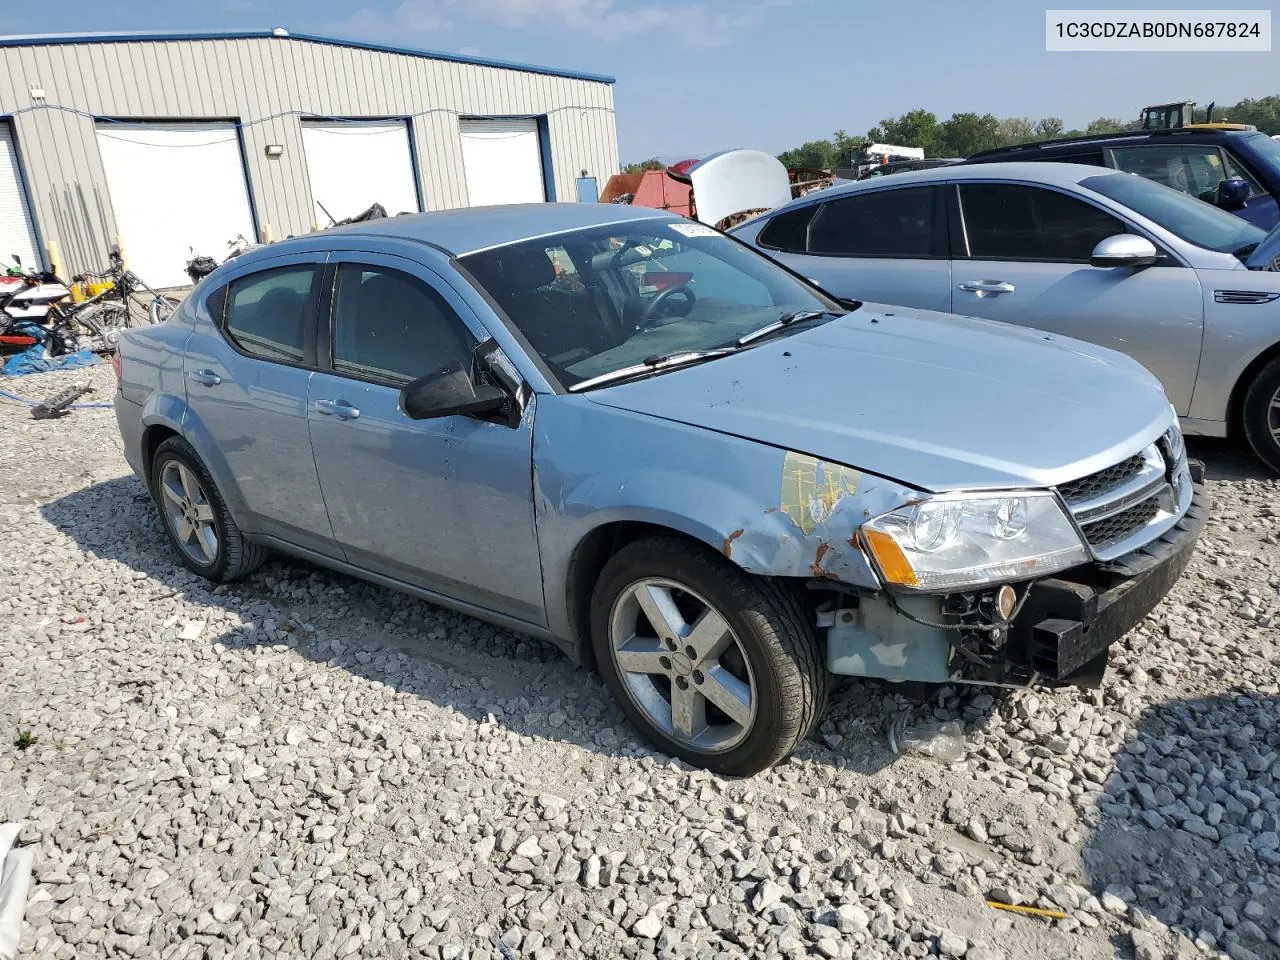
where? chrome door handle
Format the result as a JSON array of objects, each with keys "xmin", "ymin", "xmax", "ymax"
[
  {"xmin": 958, "ymin": 279, "xmax": 1016, "ymax": 296},
  {"xmin": 187, "ymin": 369, "xmax": 221, "ymax": 387},
  {"xmin": 313, "ymin": 399, "xmax": 360, "ymax": 420}
]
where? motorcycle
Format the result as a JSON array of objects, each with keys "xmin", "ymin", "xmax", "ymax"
[
  {"xmin": 0, "ymin": 255, "xmax": 76, "ymax": 353},
  {"xmin": 185, "ymin": 233, "xmax": 261, "ymax": 285}
]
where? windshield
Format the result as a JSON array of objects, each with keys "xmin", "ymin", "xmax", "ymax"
[
  {"xmin": 1081, "ymin": 172, "xmax": 1264, "ymax": 254},
  {"xmin": 1243, "ymin": 132, "xmax": 1280, "ymax": 170},
  {"xmin": 459, "ymin": 220, "xmax": 838, "ymax": 389}
]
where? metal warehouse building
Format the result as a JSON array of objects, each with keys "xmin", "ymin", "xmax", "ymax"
[{"xmin": 0, "ymin": 29, "xmax": 620, "ymax": 287}]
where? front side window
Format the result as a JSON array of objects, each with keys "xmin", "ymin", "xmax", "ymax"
[
  {"xmin": 224, "ymin": 265, "xmax": 317, "ymax": 362},
  {"xmin": 806, "ymin": 187, "xmax": 943, "ymax": 257},
  {"xmin": 330, "ymin": 264, "xmax": 476, "ymax": 386},
  {"xmin": 460, "ymin": 220, "xmax": 837, "ymax": 388},
  {"xmin": 1082, "ymin": 172, "xmax": 1264, "ymax": 255},
  {"xmin": 1110, "ymin": 144, "xmax": 1234, "ymax": 203},
  {"xmin": 959, "ymin": 184, "xmax": 1123, "ymax": 261}
]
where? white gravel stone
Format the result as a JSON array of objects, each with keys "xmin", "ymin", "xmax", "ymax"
[{"xmin": 1, "ymin": 365, "xmax": 1276, "ymax": 960}]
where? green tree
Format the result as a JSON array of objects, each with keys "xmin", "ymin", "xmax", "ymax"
[
  {"xmin": 939, "ymin": 112, "xmax": 1001, "ymax": 156},
  {"xmin": 866, "ymin": 109, "xmax": 942, "ymax": 155},
  {"xmin": 1034, "ymin": 117, "xmax": 1066, "ymax": 139},
  {"xmin": 1218, "ymin": 96, "xmax": 1280, "ymax": 134},
  {"xmin": 1085, "ymin": 117, "xmax": 1139, "ymax": 135},
  {"xmin": 622, "ymin": 158, "xmax": 665, "ymax": 174},
  {"xmin": 996, "ymin": 116, "xmax": 1036, "ymax": 145},
  {"xmin": 777, "ymin": 139, "xmax": 837, "ymax": 170}
]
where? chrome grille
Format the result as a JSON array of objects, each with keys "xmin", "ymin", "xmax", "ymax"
[
  {"xmin": 1079, "ymin": 499, "xmax": 1160, "ymax": 551},
  {"xmin": 1057, "ymin": 453, "xmax": 1146, "ymax": 506},
  {"xmin": 1056, "ymin": 431, "xmax": 1191, "ymax": 561}
]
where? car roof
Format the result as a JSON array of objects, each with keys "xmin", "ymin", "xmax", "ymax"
[
  {"xmin": 268, "ymin": 203, "xmax": 679, "ymax": 258},
  {"xmin": 965, "ymin": 126, "xmax": 1255, "ymax": 161},
  {"xmin": 743, "ymin": 161, "xmax": 1118, "ymax": 222}
]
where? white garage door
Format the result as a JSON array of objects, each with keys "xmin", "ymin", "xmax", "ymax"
[
  {"xmin": 302, "ymin": 121, "xmax": 420, "ymax": 224},
  {"xmin": 0, "ymin": 124, "xmax": 39, "ymax": 271},
  {"xmin": 459, "ymin": 119, "xmax": 546, "ymax": 207},
  {"xmin": 96, "ymin": 123, "xmax": 255, "ymax": 289}
]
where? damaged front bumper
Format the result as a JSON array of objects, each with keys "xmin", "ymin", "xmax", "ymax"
[{"xmin": 824, "ymin": 476, "xmax": 1209, "ymax": 688}]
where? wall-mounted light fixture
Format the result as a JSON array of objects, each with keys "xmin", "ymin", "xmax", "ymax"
[
  {"xmin": 264, "ymin": 144, "xmax": 284, "ymax": 158},
  {"xmin": 29, "ymin": 84, "xmax": 46, "ymax": 102}
]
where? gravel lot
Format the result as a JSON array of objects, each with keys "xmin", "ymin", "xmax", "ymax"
[{"xmin": 1, "ymin": 363, "xmax": 1278, "ymax": 960}]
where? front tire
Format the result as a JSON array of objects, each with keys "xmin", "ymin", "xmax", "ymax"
[
  {"xmin": 590, "ymin": 536, "xmax": 827, "ymax": 776},
  {"xmin": 150, "ymin": 437, "xmax": 268, "ymax": 582},
  {"xmin": 1242, "ymin": 356, "xmax": 1280, "ymax": 474}
]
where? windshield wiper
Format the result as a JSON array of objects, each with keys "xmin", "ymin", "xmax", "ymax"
[
  {"xmin": 737, "ymin": 309, "xmax": 839, "ymax": 347},
  {"xmin": 567, "ymin": 348, "xmax": 739, "ymax": 393},
  {"xmin": 1234, "ymin": 240, "xmax": 1260, "ymax": 258}
]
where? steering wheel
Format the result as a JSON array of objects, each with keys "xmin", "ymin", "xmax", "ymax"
[{"xmin": 640, "ymin": 285, "xmax": 696, "ymax": 328}]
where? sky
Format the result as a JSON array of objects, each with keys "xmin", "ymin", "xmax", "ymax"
[{"xmin": 23, "ymin": 0, "xmax": 1280, "ymax": 162}]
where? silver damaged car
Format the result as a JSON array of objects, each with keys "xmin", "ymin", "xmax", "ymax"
[{"xmin": 114, "ymin": 203, "xmax": 1207, "ymax": 775}]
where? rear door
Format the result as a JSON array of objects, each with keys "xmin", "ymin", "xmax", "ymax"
[
  {"xmin": 949, "ymin": 180, "xmax": 1204, "ymax": 413},
  {"xmin": 306, "ymin": 251, "xmax": 545, "ymax": 624},
  {"xmin": 181, "ymin": 253, "xmax": 341, "ymax": 555},
  {"xmin": 753, "ymin": 185, "xmax": 952, "ymax": 312}
]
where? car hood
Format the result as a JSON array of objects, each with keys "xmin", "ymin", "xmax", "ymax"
[{"xmin": 584, "ymin": 304, "xmax": 1173, "ymax": 491}]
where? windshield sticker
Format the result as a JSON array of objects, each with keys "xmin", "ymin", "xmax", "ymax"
[
  {"xmin": 669, "ymin": 222, "xmax": 720, "ymax": 239},
  {"xmin": 780, "ymin": 452, "xmax": 861, "ymax": 535}
]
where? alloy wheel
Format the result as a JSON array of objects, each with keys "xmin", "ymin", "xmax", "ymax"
[
  {"xmin": 1271, "ymin": 386, "xmax": 1280, "ymax": 445},
  {"xmin": 609, "ymin": 577, "xmax": 757, "ymax": 752},
  {"xmin": 158, "ymin": 460, "xmax": 219, "ymax": 565}
]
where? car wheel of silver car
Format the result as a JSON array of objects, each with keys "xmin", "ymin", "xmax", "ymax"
[
  {"xmin": 1242, "ymin": 356, "xmax": 1280, "ymax": 474},
  {"xmin": 591, "ymin": 535, "xmax": 828, "ymax": 776},
  {"xmin": 150, "ymin": 436, "xmax": 269, "ymax": 583}
]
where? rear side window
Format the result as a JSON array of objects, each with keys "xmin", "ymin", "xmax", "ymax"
[
  {"xmin": 959, "ymin": 184, "xmax": 1123, "ymax": 261},
  {"xmin": 224, "ymin": 266, "xmax": 317, "ymax": 363},
  {"xmin": 330, "ymin": 264, "xmax": 476, "ymax": 386},
  {"xmin": 806, "ymin": 187, "xmax": 943, "ymax": 257},
  {"xmin": 757, "ymin": 205, "xmax": 817, "ymax": 251}
]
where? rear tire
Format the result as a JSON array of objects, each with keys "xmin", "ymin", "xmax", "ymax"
[
  {"xmin": 590, "ymin": 535, "xmax": 827, "ymax": 776},
  {"xmin": 150, "ymin": 436, "xmax": 268, "ymax": 582},
  {"xmin": 1242, "ymin": 356, "xmax": 1280, "ymax": 474}
]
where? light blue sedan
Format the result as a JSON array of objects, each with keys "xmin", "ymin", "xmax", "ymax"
[
  {"xmin": 733, "ymin": 162, "xmax": 1280, "ymax": 472},
  {"xmin": 114, "ymin": 203, "xmax": 1203, "ymax": 774}
]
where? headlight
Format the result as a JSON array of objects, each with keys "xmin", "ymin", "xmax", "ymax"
[{"xmin": 861, "ymin": 492, "xmax": 1088, "ymax": 592}]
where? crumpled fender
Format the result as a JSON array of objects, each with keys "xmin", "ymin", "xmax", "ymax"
[{"xmin": 534, "ymin": 398, "xmax": 921, "ymax": 644}]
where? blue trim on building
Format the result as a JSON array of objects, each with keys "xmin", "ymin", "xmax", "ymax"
[
  {"xmin": 0, "ymin": 29, "xmax": 616, "ymax": 85},
  {"xmin": 536, "ymin": 116, "xmax": 556, "ymax": 202}
]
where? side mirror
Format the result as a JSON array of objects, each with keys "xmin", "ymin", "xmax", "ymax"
[
  {"xmin": 400, "ymin": 364, "xmax": 509, "ymax": 421},
  {"xmin": 1216, "ymin": 177, "xmax": 1249, "ymax": 211},
  {"xmin": 11, "ymin": 254, "xmax": 20, "ymax": 266},
  {"xmin": 1090, "ymin": 234, "xmax": 1160, "ymax": 269}
]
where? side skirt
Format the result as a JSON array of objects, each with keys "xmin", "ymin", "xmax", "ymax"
[{"xmin": 256, "ymin": 535, "xmax": 574, "ymax": 658}]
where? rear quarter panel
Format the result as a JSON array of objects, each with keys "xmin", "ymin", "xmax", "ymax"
[{"xmin": 116, "ymin": 299, "xmax": 195, "ymax": 479}]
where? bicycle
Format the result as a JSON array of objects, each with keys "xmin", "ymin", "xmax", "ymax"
[{"xmin": 58, "ymin": 250, "xmax": 182, "ymax": 351}]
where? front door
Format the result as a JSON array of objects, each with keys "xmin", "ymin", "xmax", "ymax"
[
  {"xmin": 306, "ymin": 253, "xmax": 545, "ymax": 625},
  {"xmin": 950, "ymin": 181, "xmax": 1204, "ymax": 414},
  {"xmin": 181, "ymin": 253, "xmax": 341, "ymax": 556}
]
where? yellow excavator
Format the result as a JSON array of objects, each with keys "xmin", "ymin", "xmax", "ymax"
[{"xmin": 1140, "ymin": 100, "xmax": 1256, "ymax": 132}]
